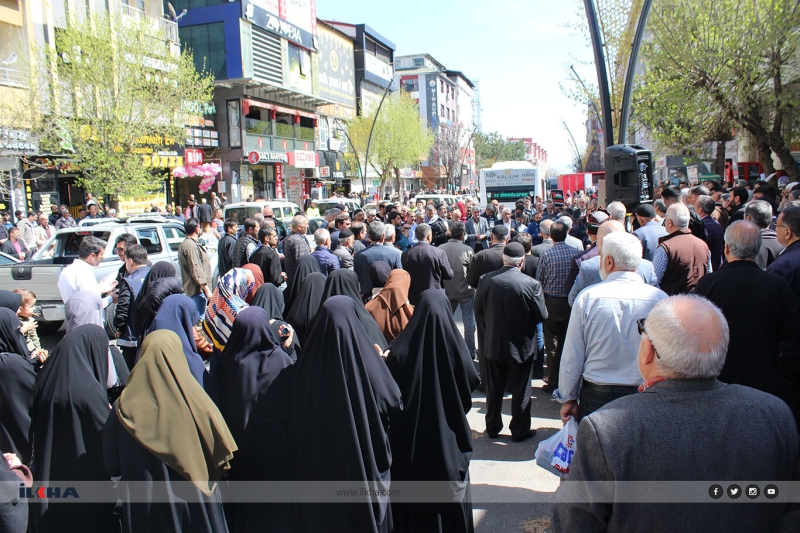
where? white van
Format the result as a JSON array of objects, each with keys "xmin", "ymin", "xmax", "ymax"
[
  {"xmin": 316, "ymin": 198, "xmax": 361, "ymax": 214},
  {"xmin": 223, "ymin": 201, "xmax": 301, "ymax": 227}
]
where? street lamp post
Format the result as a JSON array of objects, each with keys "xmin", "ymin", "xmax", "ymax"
[{"xmin": 363, "ymin": 77, "xmax": 396, "ymax": 200}]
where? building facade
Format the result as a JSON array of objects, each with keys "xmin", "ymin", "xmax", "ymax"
[
  {"xmin": 507, "ymin": 137, "xmax": 548, "ymax": 181},
  {"xmin": 395, "ymin": 53, "xmax": 475, "ymax": 191}
]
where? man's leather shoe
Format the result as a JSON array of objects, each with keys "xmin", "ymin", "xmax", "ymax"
[
  {"xmin": 483, "ymin": 429, "xmax": 499, "ymax": 439},
  {"xmin": 511, "ymin": 429, "xmax": 536, "ymax": 442}
]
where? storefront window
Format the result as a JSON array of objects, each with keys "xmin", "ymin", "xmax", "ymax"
[
  {"xmin": 318, "ymin": 117, "xmax": 329, "ymax": 148},
  {"xmin": 227, "ymin": 100, "xmax": 241, "ymax": 148}
]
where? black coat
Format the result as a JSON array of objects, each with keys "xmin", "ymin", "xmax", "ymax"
[
  {"xmin": 474, "ymin": 266, "xmax": 547, "ymax": 364},
  {"xmin": 466, "ymin": 243, "xmax": 505, "ymax": 289},
  {"xmin": 401, "ymin": 242, "xmax": 453, "ymax": 306},
  {"xmin": 217, "ymin": 234, "xmax": 237, "ymax": 278},
  {"xmin": 249, "ymin": 245, "xmax": 283, "ymax": 287},
  {"xmin": 196, "ymin": 202, "xmax": 213, "ymax": 223},
  {"xmin": 0, "ymin": 240, "xmax": 27, "ymax": 260},
  {"xmin": 695, "ymin": 260, "xmax": 800, "ymax": 404}
]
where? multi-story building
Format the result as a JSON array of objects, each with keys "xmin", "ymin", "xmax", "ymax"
[
  {"xmin": 395, "ymin": 53, "xmax": 475, "ymax": 191},
  {"xmin": 0, "ymin": 0, "xmax": 181, "ymax": 214},
  {"xmin": 508, "ymin": 137, "xmax": 548, "ymax": 182}
]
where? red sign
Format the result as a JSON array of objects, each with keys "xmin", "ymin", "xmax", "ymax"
[
  {"xmin": 275, "ymin": 164, "xmax": 284, "ymax": 198},
  {"xmin": 247, "ymin": 151, "xmax": 260, "ymax": 165},
  {"xmin": 185, "ymin": 149, "xmax": 203, "ymax": 166},
  {"xmin": 319, "ymin": 166, "xmax": 330, "ymax": 177}
]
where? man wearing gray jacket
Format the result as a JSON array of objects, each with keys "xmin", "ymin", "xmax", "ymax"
[
  {"xmin": 440, "ymin": 222, "xmax": 476, "ymax": 359},
  {"xmin": 552, "ymin": 294, "xmax": 800, "ymax": 532}
]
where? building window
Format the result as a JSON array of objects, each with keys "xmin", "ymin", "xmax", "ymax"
[
  {"xmin": 440, "ymin": 104, "xmax": 444, "ymax": 117},
  {"xmin": 227, "ymin": 100, "xmax": 241, "ymax": 148},
  {"xmin": 403, "ymin": 78, "xmax": 418, "ymax": 92},
  {"xmin": 413, "ymin": 57, "xmax": 423, "ymax": 67},
  {"xmin": 179, "ymin": 23, "xmax": 227, "ymax": 80},
  {"xmin": 440, "ymin": 80, "xmax": 444, "ymax": 92}
]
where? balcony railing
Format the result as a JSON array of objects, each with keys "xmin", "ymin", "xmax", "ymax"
[
  {"xmin": 120, "ymin": 3, "xmax": 179, "ymax": 43},
  {"xmin": 0, "ymin": 67, "xmax": 27, "ymax": 88}
]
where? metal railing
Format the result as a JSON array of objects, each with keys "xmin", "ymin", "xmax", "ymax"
[
  {"xmin": 0, "ymin": 67, "xmax": 27, "ymax": 88},
  {"xmin": 120, "ymin": 3, "xmax": 179, "ymax": 43}
]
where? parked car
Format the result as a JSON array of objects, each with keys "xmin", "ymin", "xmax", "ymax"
[
  {"xmin": 223, "ymin": 201, "xmax": 300, "ymax": 228},
  {"xmin": 316, "ymin": 198, "xmax": 361, "ymax": 215},
  {"xmin": 414, "ymin": 194, "xmax": 460, "ymax": 207},
  {"xmin": 0, "ymin": 220, "xmax": 218, "ymax": 332}
]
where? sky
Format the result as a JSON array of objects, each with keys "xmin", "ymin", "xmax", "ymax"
[{"xmin": 316, "ymin": 0, "xmax": 597, "ymax": 174}]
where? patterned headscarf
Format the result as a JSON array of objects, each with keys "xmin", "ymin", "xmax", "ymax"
[{"xmin": 202, "ymin": 268, "xmax": 255, "ymax": 352}]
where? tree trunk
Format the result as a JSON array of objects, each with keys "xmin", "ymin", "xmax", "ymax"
[
  {"xmin": 714, "ymin": 141, "xmax": 726, "ymax": 176},
  {"xmin": 769, "ymin": 131, "xmax": 800, "ymax": 182},
  {"xmin": 756, "ymin": 135, "xmax": 776, "ymax": 177}
]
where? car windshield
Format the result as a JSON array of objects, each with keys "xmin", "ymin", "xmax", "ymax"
[
  {"xmin": 224, "ymin": 207, "xmax": 261, "ymax": 225},
  {"xmin": 36, "ymin": 231, "xmax": 113, "ymax": 262}
]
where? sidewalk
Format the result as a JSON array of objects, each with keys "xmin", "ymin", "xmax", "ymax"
[{"xmin": 453, "ymin": 306, "xmax": 563, "ymax": 532}]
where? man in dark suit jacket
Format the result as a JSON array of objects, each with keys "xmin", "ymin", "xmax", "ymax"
[
  {"xmin": 696, "ymin": 221, "xmax": 800, "ymax": 406},
  {"xmin": 216, "ymin": 218, "xmax": 238, "ymax": 277},
  {"xmin": 466, "ymin": 225, "xmax": 508, "ymax": 289},
  {"xmin": 746, "ymin": 200, "xmax": 784, "ymax": 269},
  {"xmin": 475, "ymin": 243, "xmax": 547, "ymax": 442},
  {"xmin": 354, "ymin": 221, "xmax": 402, "ymax": 298},
  {"xmin": 465, "ymin": 206, "xmax": 490, "ymax": 252},
  {"xmin": 552, "ymin": 294, "xmax": 800, "ymax": 532},
  {"xmin": 249, "ymin": 224, "xmax": 283, "ymax": 287},
  {"xmin": 195, "ymin": 198, "xmax": 213, "ymax": 224},
  {"xmin": 530, "ymin": 219, "xmax": 554, "ymax": 259},
  {"xmin": 401, "ymin": 224, "xmax": 453, "ymax": 306},
  {"xmin": 0, "ymin": 227, "xmax": 29, "ymax": 260},
  {"xmin": 467, "ymin": 224, "xmax": 509, "ymax": 389}
]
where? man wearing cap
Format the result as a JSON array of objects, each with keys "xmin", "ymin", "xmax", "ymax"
[
  {"xmin": 475, "ymin": 241, "xmax": 547, "ymax": 442},
  {"xmin": 634, "ymin": 203, "xmax": 668, "ymax": 262}
]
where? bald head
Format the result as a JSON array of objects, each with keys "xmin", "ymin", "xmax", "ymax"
[
  {"xmin": 596, "ymin": 220, "xmax": 626, "ymax": 252},
  {"xmin": 724, "ymin": 220, "xmax": 762, "ymax": 261},
  {"xmin": 643, "ymin": 295, "xmax": 728, "ymax": 379}
]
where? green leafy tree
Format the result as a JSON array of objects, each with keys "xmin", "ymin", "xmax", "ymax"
[
  {"xmin": 4, "ymin": 10, "xmax": 214, "ymax": 198},
  {"xmin": 346, "ymin": 92, "xmax": 434, "ymax": 195},
  {"xmin": 637, "ymin": 0, "xmax": 800, "ymax": 180},
  {"xmin": 474, "ymin": 131, "xmax": 526, "ymax": 170}
]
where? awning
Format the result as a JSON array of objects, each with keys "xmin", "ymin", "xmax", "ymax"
[{"xmin": 242, "ymin": 99, "xmax": 317, "ymax": 120}]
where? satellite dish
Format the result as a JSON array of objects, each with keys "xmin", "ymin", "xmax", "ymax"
[{"xmin": 0, "ymin": 53, "xmax": 18, "ymax": 66}]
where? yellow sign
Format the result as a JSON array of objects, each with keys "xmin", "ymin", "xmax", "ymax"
[
  {"xmin": 142, "ymin": 154, "xmax": 183, "ymax": 168},
  {"xmin": 118, "ymin": 193, "xmax": 165, "ymax": 216}
]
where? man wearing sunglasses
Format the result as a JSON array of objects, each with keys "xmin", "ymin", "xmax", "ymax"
[{"xmin": 555, "ymin": 232, "xmax": 667, "ymax": 422}]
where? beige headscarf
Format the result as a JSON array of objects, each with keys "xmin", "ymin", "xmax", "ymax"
[
  {"xmin": 115, "ymin": 330, "xmax": 237, "ymax": 496},
  {"xmin": 365, "ymin": 269, "xmax": 414, "ymax": 343}
]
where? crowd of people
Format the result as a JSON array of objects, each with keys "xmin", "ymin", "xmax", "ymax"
[{"xmin": 0, "ymin": 180, "xmax": 798, "ymax": 532}]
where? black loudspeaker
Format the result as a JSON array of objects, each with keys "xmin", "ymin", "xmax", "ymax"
[{"xmin": 603, "ymin": 144, "xmax": 654, "ymax": 210}]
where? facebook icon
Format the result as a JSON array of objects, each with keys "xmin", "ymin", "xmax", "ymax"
[{"xmin": 709, "ymin": 484, "xmax": 723, "ymax": 499}]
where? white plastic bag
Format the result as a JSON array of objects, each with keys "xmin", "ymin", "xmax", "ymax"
[{"xmin": 534, "ymin": 417, "xmax": 579, "ymax": 477}]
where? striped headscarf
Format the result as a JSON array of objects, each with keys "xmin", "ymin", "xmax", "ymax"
[{"xmin": 203, "ymin": 268, "xmax": 255, "ymax": 352}]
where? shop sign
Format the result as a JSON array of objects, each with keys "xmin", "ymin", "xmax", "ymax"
[
  {"xmin": 0, "ymin": 129, "xmax": 38, "ymax": 156},
  {"xmin": 288, "ymin": 150, "xmax": 316, "ymax": 169},
  {"xmin": 242, "ymin": 0, "xmax": 315, "ymax": 50},
  {"xmin": 328, "ymin": 138, "xmax": 344, "ymax": 152},
  {"xmin": 275, "ymin": 163, "xmax": 285, "ymax": 198},
  {"xmin": 318, "ymin": 166, "xmax": 330, "ymax": 177},
  {"xmin": 142, "ymin": 154, "xmax": 183, "ymax": 168},
  {"xmin": 247, "ymin": 150, "xmax": 289, "ymax": 165},
  {"xmin": 332, "ymin": 171, "xmax": 345, "ymax": 179},
  {"xmin": 185, "ymin": 149, "xmax": 203, "ymax": 166},
  {"xmin": 364, "ymin": 54, "xmax": 393, "ymax": 84}
]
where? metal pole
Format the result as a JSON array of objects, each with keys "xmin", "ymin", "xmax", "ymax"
[
  {"xmin": 364, "ymin": 79, "xmax": 394, "ymax": 200},
  {"xmin": 583, "ymin": 0, "xmax": 614, "ymax": 148},
  {"xmin": 570, "ymin": 65, "xmax": 603, "ymax": 136},
  {"xmin": 332, "ymin": 118, "xmax": 363, "ymax": 186},
  {"xmin": 618, "ymin": 0, "xmax": 653, "ymax": 145}
]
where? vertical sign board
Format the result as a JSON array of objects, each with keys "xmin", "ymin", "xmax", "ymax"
[{"xmin": 275, "ymin": 163, "xmax": 284, "ymax": 198}]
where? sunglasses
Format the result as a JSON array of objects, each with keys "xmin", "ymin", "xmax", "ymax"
[
  {"xmin": 636, "ymin": 318, "xmax": 660, "ymax": 358},
  {"xmin": 113, "ymin": 247, "xmax": 125, "ymax": 254}
]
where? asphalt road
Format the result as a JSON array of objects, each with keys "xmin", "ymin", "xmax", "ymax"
[{"xmin": 41, "ymin": 306, "xmax": 562, "ymax": 533}]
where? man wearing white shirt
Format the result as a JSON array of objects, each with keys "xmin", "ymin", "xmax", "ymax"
[
  {"xmin": 556, "ymin": 232, "xmax": 668, "ymax": 422},
  {"xmin": 58, "ymin": 236, "xmax": 118, "ymax": 308}
]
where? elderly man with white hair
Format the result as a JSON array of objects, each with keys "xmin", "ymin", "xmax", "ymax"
[
  {"xmin": 606, "ymin": 201, "xmax": 627, "ymax": 222},
  {"xmin": 652, "ymin": 203, "xmax": 711, "ymax": 295},
  {"xmin": 569, "ymin": 220, "xmax": 658, "ymax": 306},
  {"xmin": 309, "ymin": 227, "xmax": 339, "ymax": 277},
  {"xmin": 557, "ymin": 232, "xmax": 668, "ymax": 421},
  {"xmin": 552, "ymin": 295, "xmax": 800, "ymax": 532},
  {"xmin": 557, "ymin": 215, "xmax": 585, "ymax": 252}
]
